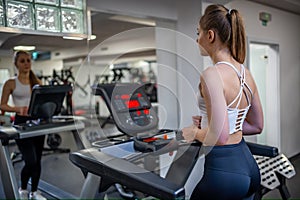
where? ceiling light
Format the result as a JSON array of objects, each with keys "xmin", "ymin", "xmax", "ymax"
[
  {"xmin": 13, "ymin": 46, "xmax": 36, "ymax": 51},
  {"xmin": 62, "ymin": 36, "xmax": 85, "ymax": 40},
  {"xmin": 88, "ymin": 34, "xmax": 97, "ymax": 40}
]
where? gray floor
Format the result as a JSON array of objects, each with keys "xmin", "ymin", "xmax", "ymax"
[{"xmin": 1, "ymin": 128, "xmax": 300, "ymax": 200}]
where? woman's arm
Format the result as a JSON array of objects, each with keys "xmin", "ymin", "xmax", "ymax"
[
  {"xmin": 182, "ymin": 67, "xmax": 230, "ymax": 145},
  {"xmin": 200, "ymin": 68, "xmax": 230, "ymax": 145},
  {"xmin": 243, "ymin": 87, "xmax": 264, "ymax": 135},
  {"xmin": 37, "ymin": 79, "xmax": 43, "ymax": 86},
  {"xmin": 0, "ymin": 80, "xmax": 27, "ymax": 115}
]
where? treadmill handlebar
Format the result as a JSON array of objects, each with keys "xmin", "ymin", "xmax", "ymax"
[
  {"xmin": 0, "ymin": 126, "xmax": 19, "ymax": 145},
  {"xmin": 69, "ymin": 148, "xmax": 185, "ymax": 200},
  {"xmin": 246, "ymin": 142, "xmax": 279, "ymax": 157}
]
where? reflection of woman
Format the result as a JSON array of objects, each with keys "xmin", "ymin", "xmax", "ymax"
[
  {"xmin": 0, "ymin": 51, "xmax": 46, "ymax": 200},
  {"xmin": 182, "ymin": 5, "xmax": 264, "ymax": 200}
]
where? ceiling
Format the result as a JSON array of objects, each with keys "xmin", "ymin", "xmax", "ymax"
[
  {"xmin": 249, "ymin": 0, "xmax": 300, "ymax": 15},
  {"xmin": 205, "ymin": 0, "xmax": 300, "ymax": 15},
  {"xmin": 0, "ymin": 0, "xmax": 299, "ymax": 61}
]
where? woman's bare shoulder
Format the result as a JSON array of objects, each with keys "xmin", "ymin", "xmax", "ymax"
[
  {"xmin": 7, "ymin": 77, "xmax": 16, "ymax": 83},
  {"xmin": 202, "ymin": 66, "xmax": 218, "ymax": 76},
  {"xmin": 3, "ymin": 78, "xmax": 16, "ymax": 88}
]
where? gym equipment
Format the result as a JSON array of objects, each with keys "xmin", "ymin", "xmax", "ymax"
[
  {"xmin": 10, "ymin": 85, "xmax": 72, "ymax": 164},
  {"xmin": 70, "ymin": 83, "xmax": 190, "ymax": 199},
  {"xmin": 254, "ymin": 153, "xmax": 296, "ymax": 200},
  {"xmin": 69, "ymin": 83, "xmax": 296, "ymax": 200},
  {"xmin": 0, "ymin": 85, "xmax": 85, "ymax": 200},
  {"xmin": 0, "ymin": 120, "xmax": 84, "ymax": 199},
  {"xmin": 244, "ymin": 142, "xmax": 295, "ymax": 200}
]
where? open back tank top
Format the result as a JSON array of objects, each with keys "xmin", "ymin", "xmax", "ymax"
[
  {"xmin": 198, "ymin": 61, "xmax": 253, "ymax": 134},
  {"xmin": 12, "ymin": 77, "xmax": 31, "ymax": 107}
]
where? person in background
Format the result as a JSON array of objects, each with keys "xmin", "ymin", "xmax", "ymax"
[
  {"xmin": 182, "ymin": 4, "xmax": 264, "ymax": 200},
  {"xmin": 0, "ymin": 50, "xmax": 46, "ymax": 200}
]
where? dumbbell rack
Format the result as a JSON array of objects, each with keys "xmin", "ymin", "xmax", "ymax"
[{"xmin": 254, "ymin": 153, "xmax": 296, "ymax": 200}]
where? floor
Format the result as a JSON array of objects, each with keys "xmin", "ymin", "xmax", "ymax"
[{"xmin": 0, "ymin": 126, "xmax": 300, "ymax": 200}]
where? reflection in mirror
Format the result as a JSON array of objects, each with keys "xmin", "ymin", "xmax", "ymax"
[
  {"xmin": 0, "ymin": 10, "xmax": 158, "ymax": 131},
  {"xmin": 72, "ymin": 12, "xmax": 157, "ymax": 124}
]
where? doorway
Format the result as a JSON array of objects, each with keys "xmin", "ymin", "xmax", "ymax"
[{"xmin": 248, "ymin": 42, "xmax": 280, "ymax": 150}]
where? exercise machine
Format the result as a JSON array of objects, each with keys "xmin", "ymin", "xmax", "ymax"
[
  {"xmin": 0, "ymin": 85, "xmax": 85, "ymax": 199},
  {"xmin": 69, "ymin": 83, "xmax": 296, "ymax": 200},
  {"xmin": 70, "ymin": 83, "xmax": 189, "ymax": 199}
]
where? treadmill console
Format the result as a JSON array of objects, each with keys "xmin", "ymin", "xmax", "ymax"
[
  {"xmin": 92, "ymin": 83, "xmax": 159, "ymax": 136},
  {"xmin": 113, "ymin": 90, "xmax": 151, "ymax": 126}
]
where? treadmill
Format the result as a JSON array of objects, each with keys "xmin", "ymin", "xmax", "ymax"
[
  {"xmin": 69, "ymin": 83, "xmax": 296, "ymax": 200},
  {"xmin": 69, "ymin": 83, "xmax": 197, "ymax": 199}
]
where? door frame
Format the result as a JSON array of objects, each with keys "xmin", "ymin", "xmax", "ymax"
[{"xmin": 246, "ymin": 37, "xmax": 281, "ymax": 150}]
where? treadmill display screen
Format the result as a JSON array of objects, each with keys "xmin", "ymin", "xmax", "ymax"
[
  {"xmin": 93, "ymin": 83, "xmax": 159, "ymax": 135},
  {"xmin": 113, "ymin": 92, "xmax": 150, "ymax": 112},
  {"xmin": 126, "ymin": 100, "xmax": 140, "ymax": 109}
]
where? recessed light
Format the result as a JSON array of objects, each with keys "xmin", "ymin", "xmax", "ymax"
[
  {"xmin": 13, "ymin": 46, "xmax": 36, "ymax": 51},
  {"xmin": 62, "ymin": 36, "xmax": 85, "ymax": 40}
]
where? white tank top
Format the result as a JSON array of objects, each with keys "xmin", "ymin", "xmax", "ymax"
[
  {"xmin": 12, "ymin": 77, "xmax": 31, "ymax": 107},
  {"xmin": 217, "ymin": 61, "xmax": 253, "ymax": 134},
  {"xmin": 197, "ymin": 61, "xmax": 253, "ymax": 134}
]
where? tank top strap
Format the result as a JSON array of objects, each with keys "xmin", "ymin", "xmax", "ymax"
[
  {"xmin": 15, "ymin": 76, "xmax": 20, "ymax": 86},
  {"xmin": 216, "ymin": 61, "xmax": 246, "ymax": 108}
]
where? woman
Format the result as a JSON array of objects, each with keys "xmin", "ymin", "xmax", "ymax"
[
  {"xmin": 0, "ymin": 51, "xmax": 46, "ymax": 200},
  {"xmin": 182, "ymin": 4, "xmax": 264, "ymax": 200}
]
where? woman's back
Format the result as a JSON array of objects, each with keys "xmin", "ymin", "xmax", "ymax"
[{"xmin": 216, "ymin": 62, "xmax": 256, "ymax": 110}]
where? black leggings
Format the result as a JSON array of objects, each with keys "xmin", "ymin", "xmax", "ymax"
[
  {"xmin": 14, "ymin": 115, "xmax": 45, "ymax": 192},
  {"xmin": 191, "ymin": 138, "xmax": 260, "ymax": 200}
]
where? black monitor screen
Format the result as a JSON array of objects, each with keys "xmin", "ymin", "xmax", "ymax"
[
  {"xmin": 92, "ymin": 83, "xmax": 158, "ymax": 136},
  {"xmin": 27, "ymin": 85, "xmax": 72, "ymax": 120}
]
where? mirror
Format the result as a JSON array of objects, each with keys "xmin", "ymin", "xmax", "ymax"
[{"xmin": 0, "ymin": 10, "xmax": 158, "ymax": 119}]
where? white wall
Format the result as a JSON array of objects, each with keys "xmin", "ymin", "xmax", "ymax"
[
  {"xmin": 32, "ymin": 59, "xmax": 63, "ymax": 77},
  {"xmin": 0, "ymin": 56, "xmax": 14, "ymax": 76},
  {"xmin": 228, "ymin": 0, "xmax": 300, "ymax": 157}
]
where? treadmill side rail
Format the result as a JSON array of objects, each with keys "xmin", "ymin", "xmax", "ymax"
[{"xmin": 69, "ymin": 148, "xmax": 185, "ymax": 200}]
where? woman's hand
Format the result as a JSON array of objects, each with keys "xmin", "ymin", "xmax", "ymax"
[
  {"xmin": 181, "ymin": 116, "xmax": 202, "ymax": 143},
  {"xmin": 182, "ymin": 125, "xmax": 198, "ymax": 143},
  {"xmin": 192, "ymin": 115, "xmax": 202, "ymax": 128},
  {"xmin": 17, "ymin": 106, "xmax": 28, "ymax": 116}
]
